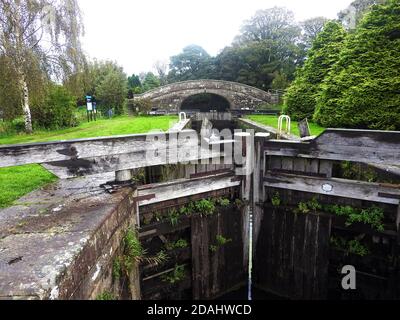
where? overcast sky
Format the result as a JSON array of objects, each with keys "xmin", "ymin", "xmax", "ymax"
[{"xmin": 78, "ymin": 0, "xmax": 353, "ymax": 76}]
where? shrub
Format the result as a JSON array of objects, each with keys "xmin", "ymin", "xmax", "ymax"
[
  {"xmin": 285, "ymin": 21, "xmax": 347, "ymax": 120},
  {"xmin": 314, "ymin": 0, "xmax": 400, "ymax": 130},
  {"xmin": 126, "ymin": 98, "xmax": 152, "ymax": 115},
  {"xmin": 31, "ymin": 84, "xmax": 77, "ymax": 129}
]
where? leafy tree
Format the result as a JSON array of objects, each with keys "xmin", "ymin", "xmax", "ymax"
[
  {"xmin": 168, "ymin": 45, "xmax": 215, "ymax": 82},
  {"xmin": 31, "ymin": 84, "xmax": 77, "ymax": 129},
  {"xmin": 128, "ymin": 74, "xmax": 142, "ymax": 89},
  {"xmin": 301, "ymin": 17, "xmax": 329, "ymax": 49},
  {"xmin": 234, "ymin": 7, "xmax": 301, "ymax": 45},
  {"xmin": 96, "ymin": 68, "xmax": 128, "ymax": 115},
  {"xmin": 271, "ymin": 72, "xmax": 290, "ymax": 90},
  {"xmin": 142, "ymin": 72, "xmax": 160, "ymax": 91},
  {"xmin": 65, "ymin": 60, "xmax": 126, "ymax": 103},
  {"xmin": 0, "ymin": 0, "xmax": 85, "ymax": 132},
  {"xmin": 215, "ymin": 38, "xmax": 303, "ymax": 90},
  {"xmin": 212, "ymin": 7, "xmax": 304, "ymax": 90},
  {"xmin": 127, "ymin": 74, "xmax": 142, "ymax": 98},
  {"xmin": 285, "ymin": 21, "xmax": 347, "ymax": 120},
  {"xmin": 314, "ymin": 0, "xmax": 400, "ymax": 130},
  {"xmin": 338, "ymin": 0, "xmax": 387, "ymax": 29}
]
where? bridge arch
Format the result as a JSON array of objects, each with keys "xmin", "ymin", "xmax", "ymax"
[
  {"xmin": 132, "ymin": 79, "xmax": 272, "ymax": 112},
  {"xmin": 181, "ymin": 92, "xmax": 231, "ymax": 112}
]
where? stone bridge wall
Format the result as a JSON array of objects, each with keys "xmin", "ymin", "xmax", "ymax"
[{"xmin": 132, "ymin": 80, "xmax": 272, "ymax": 111}]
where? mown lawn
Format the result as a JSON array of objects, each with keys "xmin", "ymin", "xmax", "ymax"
[
  {"xmin": 0, "ymin": 115, "xmax": 177, "ymax": 145},
  {"xmin": 0, "ymin": 115, "xmax": 177, "ymax": 208},
  {"xmin": 246, "ymin": 114, "xmax": 326, "ymax": 137}
]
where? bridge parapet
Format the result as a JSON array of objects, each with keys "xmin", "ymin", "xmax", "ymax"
[{"xmin": 132, "ymin": 80, "xmax": 273, "ymax": 111}]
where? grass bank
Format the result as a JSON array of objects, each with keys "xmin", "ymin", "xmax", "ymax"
[
  {"xmin": 0, "ymin": 115, "xmax": 177, "ymax": 208},
  {"xmin": 245, "ymin": 114, "xmax": 325, "ymax": 137}
]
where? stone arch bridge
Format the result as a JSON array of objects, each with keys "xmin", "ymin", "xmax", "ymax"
[{"xmin": 132, "ymin": 80, "xmax": 273, "ymax": 112}]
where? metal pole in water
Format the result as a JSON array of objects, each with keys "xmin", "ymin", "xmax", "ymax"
[{"xmin": 248, "ymin": 211, "xmax": 253, "ymax": 301}]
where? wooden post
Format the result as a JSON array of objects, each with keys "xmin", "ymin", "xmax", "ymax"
[
  {"xmin": 234, "ymin": 132, "xmax": 253, "ymax": 269},
  {"xmin": 115, "ymin": 169, "xmax": 133, "ymax": 182},
  {"xmin": 297, "ymin": 118, "xmax": 311, "ymax": 138},
  {"xmin": 253, "ymin": 133, "xmax": 271, "ymax": 256}
]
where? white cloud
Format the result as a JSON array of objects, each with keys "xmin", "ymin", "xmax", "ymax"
[{"xmin": 78, "ymin": 0, "xmax": 353, "ymax": 75}]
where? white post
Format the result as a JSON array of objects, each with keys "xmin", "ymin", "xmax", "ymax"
[
  {"xmin": 179, "ymin": 112, "xmax": 187, "ymax": 122},
  {"xmin": 278, "ymin": 115, "xmax": 291, "ymax": 139}
]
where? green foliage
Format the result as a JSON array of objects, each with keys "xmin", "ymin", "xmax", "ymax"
[
  {"xmin": 285, "ymin": 21, "xmax": 347, "ymax": 120},
  {"xmin": 127, "ymin": 98, "xmax": 152, "ymax": 115},
  {"xmin": 296, "ymin": 202, "xmax": 310, "ymax": 214},
  {"xmin": 216, "ymin": 235, "xmax": 232, "ymax": 246},
  {"xmin": 271, "ymin": 72, "xmax": 290, "ymax": 90},
  {"xmin": 340, "ymin": 161, "xmax": 378, "ymax": 182},
  {"xmin": 168, "ymin": 209, "xmax": 181, "ymax": 227},
  {"xmin": 96, "ymin": 67, "xmax": 128, "ymax": 115},
  {"xmin": 271, "ymin": 192, "xmax": 281, "ymax": 207},
  {"xmin": 210, "ymin": 235, "xmax": 232, "ymax": 252},
  {"xmin": 330, "ymin": 236, "xmax": 370, "ymax": 256},
  {"xmin": 348, "ymin": 239, "xmax": 370, "ymax": 256},
  {"xmin": 347, "ymin": 207, "xmax": 385, "ymax": 231},
  {"xmin": 0, "ymin": 164, "xmax": 57, "ymax": 208},
  {"xmin": 215, "ymin": 198, "xmax": 230, "ymax": 207},
  {"xmin": 165, "ymin": 239, "xmax": 189, "ymax": 251},
  {"xmin": 294, "ymin": 197, "xmax": 321, "ymax": 214},
  {"xmin": 142, "ymin": 72, "xmax": 161, "ymax": 92},
  {"xmin": 161, "ymin": 264, "xmax": 186, "ymax": 284},
  {"xmin": 123, "ymin": 229, "xmax": 145, "ymax": 268},
  {"xmin": 31, "ymin": 84, "xmax": 77, "ymax": 130},
  {"xmin": 112, "ymin": 258, "xmax": 122, "ymax": 280},
  {"xmin": 117, "ymin": 229, "xmax": 168, "ymax": 277},
  {"xmin": 235, "ymin": 198, "xmax": 244, "ymax": 208},
  {"xmin": 314, "ymin": 0, "xmax": 400, "ymax": 130},
  {"xmin": 168, "ymin": 45, "xmax": 214, "ymax": 82},
  {"xmin": 195, "ymin": 199, "xmax": 216, "ymax": 216},
  {"xmin": 246, "ymin": 115, "xmax": 326, "ymax": 137},
  {"xmin": 324, "ymin": 204, "xmax": 385, "ymax": 231},
  {"xmin": 307, "ymin": 197, "xmax": 322, "ymax": 212},
  {"xmin": 127, "ymin": 74, "xmax": 142, "ymax": 94},
  {"xmin": 96, "ymin": 291, "xmax": 116, "ymax": 300}
]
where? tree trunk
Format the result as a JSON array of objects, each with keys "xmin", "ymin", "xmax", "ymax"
[{"xmin": 20, "ymin": 76, "xmax": 33, "ymax": 133}]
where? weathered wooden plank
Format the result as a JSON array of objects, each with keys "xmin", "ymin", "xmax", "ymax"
[
  {"xmin": 0, "ymin": 130, "xmax": 201, "ymax": 168},
  {"xmin": 281, "ymin": 157, "xmax": 294, "ymax": 171},
  {"xmin": 264, "ymin": 172, "xmax": 400, "ymax": 205},
  {"xmin": 138, "ymin": 174, "xmax": 240, "ymax": 206},
  {"xmin": 43, "ymin": 147, "xmax": 223, "ymax": 179},
  {"xmin": 264, "ymin": 129, "xmax": 400, "ymax": 165},
  {"xmin": 319, "ymin": 160, "xmax": 333, "ymax": 178},
  {"xmin": 191, "ymin": 214, "xmax": 210, "ymax": 299},
  {"xmin": 305, "ymin": 159, "xmax": 319, "ymax": 174}
]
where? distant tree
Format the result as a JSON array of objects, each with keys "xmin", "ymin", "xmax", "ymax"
[
  {"xmin": 301, "ymin": 17, "xmax": 329, "ymax": 49},
  {"xmin": 168, "ymin": 45, "xmax": 215, "ymax": 82},
  {"xmin": 96, "ymin": 68, "xmax": 128, "ymax": 115},
  {"xmin": 65, "ymin": 60, "xmax": 126, "ymax": 103},
  {"xmin": 128, "ymin": 74, "xmax": 142, "ymax": 89},
  {"xmin": 234, "ymin": 7, "xmax": 301, "ymax": 45},
  {"xmin": 0, "ymin": 0, "xmax": 85, "ymax": 132},
  {"xmin": 154, "ymin": 60, "xmax": 169, "ymax": 85},
  {"xmin": 338, "ymin": 0, "xmax": 387, "ymax": 29},
  {"xmin": 127, "ymin": 74, "xmax": 142, "ymax": 98},
  {"xmin": 285, "ymin": 21, "xmax": 347, "ymax": 120},
  {"xmin": 142, "ymin": 72, "xmax": 160, "ymax": 91},
  {"xmin": 212, "ymin": 7, "xmax": 304, "ymax": 90},
  {"xmin": 314, "ymin": 0, "xmax": 400, "ymax": 130},
  {"xmin": 215, "ymin": 38, "xmax": 302, "ymax": 90},
  {"xmin": 271, "ymin": 72, "xmax": 290, "ymax": 90},
  {"xmin": 31, "ymin": 84, "xmax": 77, "ymax": 129}
]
